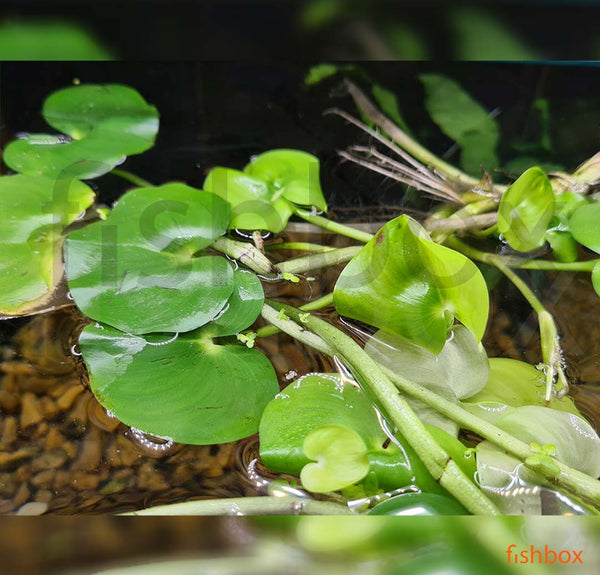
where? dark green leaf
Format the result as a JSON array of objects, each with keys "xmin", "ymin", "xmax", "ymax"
[
  {"xmin": 79, "ymin": 323, "xmax": 279, "ymax": 445},
  {"xmin": 497, "ymin": 167, "xmax": 555, "ymax": 252},
  {"xmin": 205, "ymin": 269, "xmax": 264, "ymax": 337},
  {"xmin": 371, "ymin": 84, "xmax": 411, "ymax": 133},
  {"xmin": 0, "ymin": 175, "xmax": 95, "ymax": 316},
  {"xmin": 65, "ymin": 183, "xmax": 234, "ymax": 334},
  {"xmin": 334, "ymin": 215, "xmax": 489, "ymax": 353},
  {"xmin": 420, "ymin": 74, "xmax": 499, "ymax": 175}
]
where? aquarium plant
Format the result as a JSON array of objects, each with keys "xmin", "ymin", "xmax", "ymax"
[{"xmin": 3, "ymin": 75, "xmax": 600, "ymax": 517}]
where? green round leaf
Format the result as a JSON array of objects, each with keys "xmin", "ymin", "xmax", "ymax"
[
  {"xmin": 4, "ymin": 84, "xmax": 158, "ymax": 179},
  {"xmin": 43, "ymin": 84, "xmax": 158, "ymax": 142},
  {"xmin": 259, "ymin": 373, "xmax": 441, "ymax": 493},
  {"xmin": 497, "ymin": 167, "xmax": 555, "ymax": 252},
  {"xmin": 0, "ymin": 175, "xmax": 95, "ymax": 316},
  {"xmin": 300, "ymin": 424, "xmax": 370, "ymax": 493},
  {"xmin": 4, "ymin": 135, "xmax": 130, "ymax": 180},
  {"xmin": 205, "ymin": 269, "xmax": 264, "ymax": 337},
  {"xmin": 65, "ymin": 183, "xmax": 234, "ymax": 334},
  {"xmin": 244, "ymin": 149, "xmax": 328, "ymax": 211},
  {"xmin": 203, "ymin": 167, "xmax": 294, "ymax": 233},
  {"xmin": 569, "ymin": 202, "xmax": 600, "ymax": 254},
  {"xmin": 79, "ymin": 322, "xmax": 279, "ymax": 445},
  {"xmin": 334, "ymin": 215, "xmax": 489, "ymax": 353}
]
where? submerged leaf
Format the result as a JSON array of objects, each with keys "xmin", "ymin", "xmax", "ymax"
[
  {"xmin": 0, "ymin": 175, "xmax": 95, "ymax": 316},
  {"xmin": 65, "ymin": 183, "xmax": 234, "ymax": 334},
  {"xmin": 462, "ymin": 358, "xmax": 581, "ymax": 423},
  {"xmin": 497, "ymin": 167, "xmax": 555, "ymax": 252},
  {"xmin": 420, "ymin": 74, "xmax": 499, "ymax": 175},
  {"xmin": 334, "ymin": 215, "xmax": 489, "ymax": 353},
  {"xmin": 79, "ymin": 323, "xmax": 279, "ymax": 445}
]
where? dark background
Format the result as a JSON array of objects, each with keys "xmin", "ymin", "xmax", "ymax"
[{"xmin": 2, "ymin": 61, "xmax": 600, "ymax": 210}]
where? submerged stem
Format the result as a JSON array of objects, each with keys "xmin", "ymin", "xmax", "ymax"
[{"xmin": 265, "ymin": 242, "xmax": 336, "ymax": 253}]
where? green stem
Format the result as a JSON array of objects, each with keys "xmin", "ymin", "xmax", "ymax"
[
  {"xmin": 255, "ymin": 293, "xmax": 334, "ymax": 339},
  {"xmin": 261, "ymin": 302, "xmax": 600, "ymax": 509},
  {"xmin": 121, "ymin": 495, "xmax": 352, "ymax": 516},
  {"xmin": 278, "ymin": 246, "xmax": 363, "ymax": 275},
  {"xmin": 265, "ymin": 242, "xmax": 336, "ymax": 253},
  {"xmin": 212, "ymin": 237, "xmax": 277, "ymax": 277},
  {"xmin": 263, "ymin": 301, "xmax": 500, "ymax": 515},
  {"xmin": 446, "ymin": 236, "xmax": 598, "ymax": 272},
  {"xmin": 380, "ymin": 365, "xmax": 600, "ymax": 509},
  {"xmin": 111, "ymin": 169, "xmax": 153, "ymax": 188},
  {"xmin": 446, "ymin": 236, "xmax": 567, "ymax": 400},
  {"xmin": 294, "ymin": 209, "xmax": 374, "ymax": 243}
]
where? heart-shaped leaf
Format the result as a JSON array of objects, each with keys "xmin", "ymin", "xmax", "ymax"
[
  {"xmin": 300, "ymin": 424, "xmax": 370, "ymax": 493},
  {"xmin": 244, "ymin": 149, "xmax": 328, "ymax": 211},
  {"xmin": 65, "ymin": 183, "xmax": 234, "ymax": 334},
  {"xmin": 461, "ymin": 358, "xmax": 580, "ymax": 423},
  {"xmin": 203, "ymin": 168, "xmax": 294, "ymax": 233},
  {"xmin": 497, "ymin": 167, "xmax": 555, "ymax": 252},
  {"xmin": 259, "ymin": 373, "xmax": 443, "ymax": 494},
  {"xmin": 3, "ymin": 84, "xmax": 158, "ymax": 179},
  {"xmin": 79, "ymin": 322, "xmax": 279, "ymax": 445},
  {"xmin": 0, "ymin": 175, "xmax": 95, "ymax": 316},
  {"xmin": 334, "ymin": 215, "xmax": 489, "ymax": 353}
]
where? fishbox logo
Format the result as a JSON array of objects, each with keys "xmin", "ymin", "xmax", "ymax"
[{"xmin": 506, "ymin": 544, "xmax": 583, "ymax": 565}]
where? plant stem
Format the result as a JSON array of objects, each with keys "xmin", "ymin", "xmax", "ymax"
[
  {"xmin": 446, "ymin": 236, "xmax": 598, "ymax": 272},
  {"xmin": 379, "ymin": 365, "xmax": 600, "ymax": 509},
  {"xmin": 278, "ymin": 246, "xmax": 363, "ymax": 275},
  {"xmin": 262, "ymin": 301, "xmax": 500, "ymax": 515},
  {"xmin": 446, "ymin": 236, "xmax": 568, "ymax": 399},
  {"xmin": 265, "ymin": 242, "xmax": 336, "ymax": 253},
  {"xmin": 255, "ymin": 294, "xmax": 334, "ymax": 339},
  {"xmin": 121, "ymin": 495, "xmax": 352, "ymax": 516},
  {"xmin": 212, "ymin": 237, "xmax": 278, "ymax": 277},
  {"xmin": 111, "ymin": 169, "xmax": 153, "ymax": 188},
  {"xmin": 294, "ymin": 209, "xmax": 374, "ymax": 243}
]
